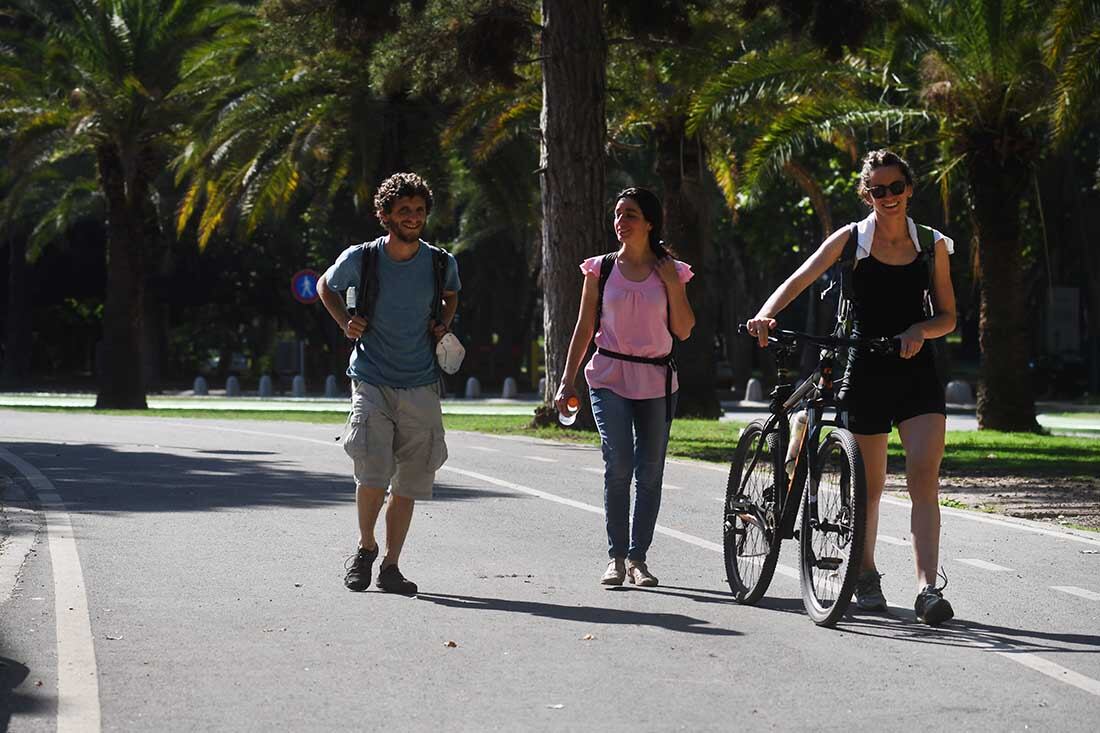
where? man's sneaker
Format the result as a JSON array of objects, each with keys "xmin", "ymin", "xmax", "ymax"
[
  {"xmin": 601, "ymin": 558, "xmax": 626, "ymax": 586},
  {"xmin": 626, "ymin": 561, "xmax": 659, "ymax": 587},
  {"xmin": 915, "ymin": 584, "xmax": 954, "ymax": 626},
  {"xmin": 376, "ymin": 564, "xmax": 418, "ymax": 595},
  {"xmin": 854, "ymin": 570, "xmax": 888, "ymax": 611},
  {"xmin": 344, "ymin": 545, "xmax": 378, "ymax": 592}
]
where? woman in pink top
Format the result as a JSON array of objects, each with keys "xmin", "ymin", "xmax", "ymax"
[{"xmin": 555, "ymin": 187, "xmax": 695, "ymax": 587}]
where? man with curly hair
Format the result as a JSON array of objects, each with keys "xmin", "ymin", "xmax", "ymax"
[{"xmin": 319, "ymin": 172, "xmax": 461, "ymax": 595}]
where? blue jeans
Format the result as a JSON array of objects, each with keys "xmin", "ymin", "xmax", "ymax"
[{"xmin": 589, "ymin": 387, "xmax": 677, "ymax": 563}]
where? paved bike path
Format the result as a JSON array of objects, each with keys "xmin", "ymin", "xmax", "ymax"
[{"xmin": 1, "ymin": 411, "xmax": 1097, "ymax": 731}]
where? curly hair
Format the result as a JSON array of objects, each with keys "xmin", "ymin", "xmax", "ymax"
[
  {"xmin": 374, "ymin": 172, "xmax": 434, "ymax": 217},
  {"xmin": 857, "ymin": 149, "xmax": 915, "ymax": 200}
]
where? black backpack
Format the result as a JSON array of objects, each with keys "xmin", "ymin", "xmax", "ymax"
[{"xmin": 350, "ymin": 239, "xmax": 449, "ymax": 331}]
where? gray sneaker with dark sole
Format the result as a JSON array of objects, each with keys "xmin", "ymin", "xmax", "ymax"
[{"xmin": 854, "ymin": 569, "xmax": 888, "ymax": 611}]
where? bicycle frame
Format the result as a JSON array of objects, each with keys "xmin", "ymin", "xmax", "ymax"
[{"xmin": 736, "ymin": 340, "xmax": 847, "ymax": 547}]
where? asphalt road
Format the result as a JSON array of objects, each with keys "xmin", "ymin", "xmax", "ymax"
[{"xmin": 1, "ymin": 410, "xmax": 1098, "ymax": 731}]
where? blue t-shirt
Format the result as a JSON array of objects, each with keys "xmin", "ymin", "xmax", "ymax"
[{"xmin": 324, "ymin": 238, "xmax": 461, "ymax": 388}]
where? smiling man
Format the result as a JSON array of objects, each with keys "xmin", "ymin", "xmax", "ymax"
[{"xmin": 318, "ymin": 172, "xmax": 461, "ymax": 595}]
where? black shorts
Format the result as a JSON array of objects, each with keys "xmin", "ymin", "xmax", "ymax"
[{"xmin": 838, "ymin": 349, "xmax": 946, "ymax": 435}]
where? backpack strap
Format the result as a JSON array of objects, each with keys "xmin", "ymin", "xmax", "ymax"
[
  {"xmin": 427, "ymin": 244, "xmax": 448, "ymax": 325},
  {"xmin": 915, "ymin": 223, "xmax": 938, "ymax": 316},
  {"xmin": 356, "ymin": 240, "xmax": 381, "ymax": 333},
  {"xmin": 595, "ymin": 252, "xmax": 617, "ymax": 334}
]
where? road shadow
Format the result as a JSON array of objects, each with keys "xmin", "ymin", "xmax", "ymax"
[
  {"xmin": 416, "ymin": 592, "xmax": 742, "ymax": 637},
  {"xmin": 1, "ymin": 440, "xmax": 519, "ymax": 514},
  {"xmin": 840, "ymin": 609, "xmax": 1100, "ymax": 653},
  {"xmin": 0, "ymin": 655, "xmax": 50, "ymax": 731}
]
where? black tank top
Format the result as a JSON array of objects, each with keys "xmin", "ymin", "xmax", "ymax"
[
  {"xmin": 847, "ymin": 253, "xmax": 931, "ymax": 373},
  {"xmin": 850, "ymin": 254, "xmax": 928, "ymax": 338}
]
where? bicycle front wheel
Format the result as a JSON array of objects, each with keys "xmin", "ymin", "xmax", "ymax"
[
  {"xmin": 799, "ymin": 428, "xmax": 867, "ymax": 626},
  {"xmin": 723, "ymin": 419, "xmax": 782, "ymax": 604}
]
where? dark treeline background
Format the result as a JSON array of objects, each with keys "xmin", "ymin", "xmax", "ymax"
[{"xmin": 2, "ymin": 0, "xmax": 1098, "ymax": 431}]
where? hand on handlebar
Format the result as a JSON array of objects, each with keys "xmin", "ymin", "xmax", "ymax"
[
  {"xmin": 895, "ymin": 325, "xmax": 925, "ymax": 359},
  {"xmin": 744, "ymin": 315, "xmax": 777, "ymax": 349}
]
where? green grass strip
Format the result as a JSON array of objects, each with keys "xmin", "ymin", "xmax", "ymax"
[{"xmin": 7, "ymin": 406, "xmax": 1098, "ymax": 479}]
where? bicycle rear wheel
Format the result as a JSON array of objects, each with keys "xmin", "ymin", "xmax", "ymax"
[
  {"xmin": 799, "ymin": 428, "xmax": 867, "ymax": 626},
  {"xmin": 723, "ymin": 419, "xmax": 783, "ymax": 604}
]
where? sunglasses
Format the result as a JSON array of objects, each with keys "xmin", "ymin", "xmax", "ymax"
[{"xmin": 868, "ymin": 180, "xmax": 908, "ymax": 199}]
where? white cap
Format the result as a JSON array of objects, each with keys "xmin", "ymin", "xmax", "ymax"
[{"xmin": 435, "ymin": 332, "xmax": 466, "ymax": 375}]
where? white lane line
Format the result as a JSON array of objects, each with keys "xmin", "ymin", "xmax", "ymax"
[
  {"xmin": 583, "ymin": 467, "xmax": 602, "ymax": 475},
  {"xmin": 996, "ymin": 652, "xmax": 1100, "ymax": 697},
  {"xmin": 469, "ymin": 446, "xmax": 500, "ymax": 453},
  {"xmin": 0, "ymin": 447, "xmax": 101, "ymax": 733},
  {"xmin": 881, "ymin": 495, "xmax": 1100, "ymax": 548},
  {"xmin": 876, "ymin": 535, "xmax": 910, "ymax": 547},
  {"xmin": 438, "ymin": 464, "xmax": 799, "ymax": 580},
  {"xmin": 957, "ymin": 558, "xmax": 1014, "ymax": 572},
  {"xmin": 152, "ymin": 422, "xmax": 1100, "ymax": 697},
  {"xmin": 1050, "ymin": 586, "xmax": 1100, "ymax": 601},
  {"xmin": 523, "ymin": 456, "xmax": 556, "ymax": 463}
]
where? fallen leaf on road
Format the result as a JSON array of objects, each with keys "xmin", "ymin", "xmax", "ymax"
[
  {"xmin": 1081, "ymin": 550, "xmax": 1098, "ymax": 555},
  {"xmin": 546, "ymin": 704, "xmax": 564, "ymax": 709},
  {"xmin": 444, "ymin": 640, "xmax": 457, "ymax": 648},
  {"xmin": 34, "ymin": 680, "xmax": 43, "ymax": 687},
  {"xmin": 105, "ymin": 635, "xmax": 123, "ymax": 641},
  {"xmin": 581, "ymin": 634, "xmax": 595, "ymax": 641}
]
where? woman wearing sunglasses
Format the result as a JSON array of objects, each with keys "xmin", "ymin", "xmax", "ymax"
[{"xmin": 745, "ymin": 149, "xmax": 958, "ymax": 626}]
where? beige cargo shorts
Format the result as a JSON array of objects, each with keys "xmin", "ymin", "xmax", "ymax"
[{"xmin": 341, "ymin": 380, "xmax": 448, "ymax": 499}]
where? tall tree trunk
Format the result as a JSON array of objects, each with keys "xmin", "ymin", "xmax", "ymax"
[
  {"xmin": 968, "ymin": 154, "xmax": 1037, "ymax": 431},
  {"xmin": 96, "ymin": 146, "xmax": 149, "ymax": 409},
  {"xmin": 3, "ymin": 236, "xmax": 32, "ymax": 384},
  {"xmin": 656, "ymin": 118, "xmax": 719, "ymax": 418},
  {"xmin": 536, "ymin": 0, "xmax": 606, "ymax": 425}
]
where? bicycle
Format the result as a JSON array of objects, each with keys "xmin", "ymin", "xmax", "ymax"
[{"xmin": 722, "ymin": 326, "xmax": 897, "ymax": 626}]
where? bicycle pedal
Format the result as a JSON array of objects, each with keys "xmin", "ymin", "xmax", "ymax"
[{"xmin": 815, "ymin": 557, "xmax": 843, "ymax": 571}]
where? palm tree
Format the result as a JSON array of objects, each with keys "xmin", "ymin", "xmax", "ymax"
[
  {"xmin": 4, "ymin": 0, "xmax": 256, "ymax": 407},
  {"xmin": 692, "ymin": 0, "xmax": 1061, "ymax": 431}
]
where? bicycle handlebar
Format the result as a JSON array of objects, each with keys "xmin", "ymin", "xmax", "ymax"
[{"xmin": 737, "ymin": 324, "xmax": 899, "ymax": 356}]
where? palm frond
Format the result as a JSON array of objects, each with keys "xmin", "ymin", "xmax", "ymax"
[{"xmin": 743, "ymin": 101, "xmax": 933, "ymax": 190}]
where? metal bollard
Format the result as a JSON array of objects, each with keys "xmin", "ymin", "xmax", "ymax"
[
  {"xmin": 465, "ymin": 377, "xmax": 481, "ymax": 399},
  {"xmin": 193, "ymin": 376, "xmax": 208, "ymax": 396},
  {"xmin": 945, "ymin": 380, "xmax": 974, "ymax": 405},
  {"xmin": 258, "ymin": 375, "xmax": 273, "ymax": 397},
  {"xmin": 324, "ymin": 375, "xmax": 340, "ymax": 398},
  {"xmin": 501, "ymin": 377, "xmax": 518, "ymax": 399},
  {"xmin": 225, "ymin": 376, "xmax": 241, "ymax": 397},
  {"xmin": 292, "ymin": 375, "xmax": 306, "ymax": 398},
  {"xmin": 744, "ymin": 377, "xmax": 764, "ymax": 402}
]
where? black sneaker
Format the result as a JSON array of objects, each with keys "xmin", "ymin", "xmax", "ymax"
[
  {"xmin": 344, "ymin": 546, "xmax": 378, "ymax": 591},
  {"xmin": 376, "ymin": 564, "xmax": 418, "ymax": 595},
  {"xmin": 915, "ymin": 585, "xmax": 954, "ymax": 626},
  {"xmin": 854, "ymin": 570, "xmax": 888, "ymax": 612}
]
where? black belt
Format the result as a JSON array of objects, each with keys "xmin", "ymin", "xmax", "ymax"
[{"xmin": 595, "ymin": 347, "xmax": 677, "ymax": 423}]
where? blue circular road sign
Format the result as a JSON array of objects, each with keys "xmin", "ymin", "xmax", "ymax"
[{"xmin": 291, "ymin": 269, "xmax": 320, "ymax": 304}]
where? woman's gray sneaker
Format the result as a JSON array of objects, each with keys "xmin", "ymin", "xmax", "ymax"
[
  {"xmin": 601, "ymin": 558, "xmax": 626, "ymax": 585},
  {"xmin": 854, "ymin": 570, "xmax": 888, "ymax": 611}
]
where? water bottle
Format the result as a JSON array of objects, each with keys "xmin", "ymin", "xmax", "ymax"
[
  {"xmin": 785, "ymin": 409, "xmax": 807, "ymax": 477},
  {"xmin": 558, "ymin": 396, "xmax": 580, "ymax": 426}
]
